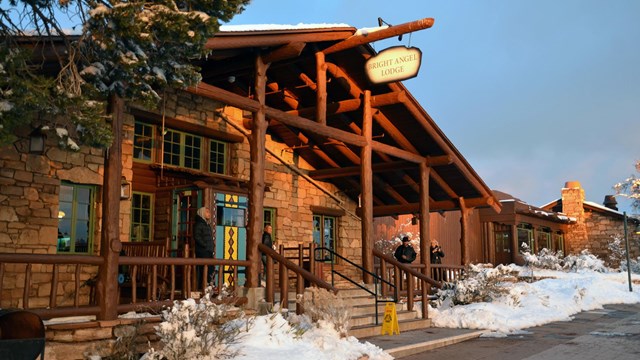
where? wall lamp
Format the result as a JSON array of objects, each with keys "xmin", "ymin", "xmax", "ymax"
[
  {"xmin": 29, "ymin": 126, "xmax": 47, "ymax": 155},
  {"xmin": 120, "ymin": 177, "xmax": 131, "ymax": 200}
]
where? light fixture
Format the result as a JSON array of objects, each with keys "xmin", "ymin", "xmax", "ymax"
[
  {"xmin": 120, "ymin": 176, "xmax": 131, "ymax": 200},
  {"xmin": 411, "ymin": 214, "xmax": 419, "ymax": 225},
  {"xmin": 29, "ymin": 126, "xmax": 46, "ymax": 155}
]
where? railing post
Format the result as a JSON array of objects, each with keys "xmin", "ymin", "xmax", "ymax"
[
  {"xmin": 407, "ymin": 273, "xmax": 414, "ymax": 313},
  {"xmin": 266, "ymin": 250, "xmax": 274, "ymax": 303}
]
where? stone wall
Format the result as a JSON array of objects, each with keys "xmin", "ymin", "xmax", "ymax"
[{"xmin": 561, "ymin": 181, "xmax": 640, "ymax": 265}]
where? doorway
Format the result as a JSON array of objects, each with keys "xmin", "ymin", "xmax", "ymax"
[
  {"xmin": 494, "ymin": 223, "xmax": 512, "ymax": 265},
  {"xmin": 214, "ymin": 193, "xmax": 248, "ymax": 286}
]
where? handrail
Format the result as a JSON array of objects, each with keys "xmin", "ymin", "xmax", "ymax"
[
  {"xmin": 259, "ymin": 244, "xmax": 334, "ymax": 292},
  {"xmin": 372, "ymin": 248, "xmax": 442, "ymax": 320},
  {"xmin": 314, "ymin": 247, "xmax": 397, "ymax": 325}
]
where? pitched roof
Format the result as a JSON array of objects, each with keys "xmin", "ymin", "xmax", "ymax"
[{"xmin": 196, "ymin": 25, "xmax": 500, "ymax": 216}]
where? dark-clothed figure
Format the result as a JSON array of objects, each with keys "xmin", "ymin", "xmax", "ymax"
[
  {"xmin": 194, "ymin": 207, "xmax": 215, "ymax": 285},
  {"xmin": 394, "ymin": 236, "xmax": 417, "ymax": 264},
  {"xmin": 430, "ymin": 238, "xmax": 446, "ymax": 281},
  {"xmin": 260, "ymin": 224, "xmax": 273, "ymax": 284}
]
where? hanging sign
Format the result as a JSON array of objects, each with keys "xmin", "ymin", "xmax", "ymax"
[{"xmin": 365, "ymin": 46, "xmax": 422, "ymax": 84}]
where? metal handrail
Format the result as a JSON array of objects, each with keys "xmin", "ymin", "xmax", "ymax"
[{"xmin": 314, "ymin": 247, "xmax": 397, "ymax": 325}]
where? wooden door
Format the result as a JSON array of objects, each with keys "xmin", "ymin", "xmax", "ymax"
[{"xmin": 494, "ymin": 223, "xmax": 513, "ymax": 265}]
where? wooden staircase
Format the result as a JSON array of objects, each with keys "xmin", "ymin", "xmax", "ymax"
[{"xmin": 274, "ymin": 286, "xmax": 431, "ymax": 339}]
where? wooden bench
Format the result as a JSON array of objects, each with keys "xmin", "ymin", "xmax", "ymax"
[{"xmin": 120, "ymin": 239, "xmax": 169, "ymax": 301}]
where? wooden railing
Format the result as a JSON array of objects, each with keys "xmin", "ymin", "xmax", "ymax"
[
  {"xmin": 260, "ymin": 243, "xmax": 335, "ymax": 314},
  {"xmin": 0, "ymin": 253, "xmax": 250, "ymax": 319}
]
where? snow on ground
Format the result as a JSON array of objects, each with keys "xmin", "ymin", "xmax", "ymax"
[{"xmin": 141, "ymin": 264, "xmax": 640, "ymax": 360}]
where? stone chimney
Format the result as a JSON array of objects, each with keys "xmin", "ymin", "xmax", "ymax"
[
  {"xmin": 603, "ymin": 195, "xmax": 618, "ymax": 210},
  {"xmin": 561, "ymin": 181, "xmax": 588, "ymax": 254},
  {"xmin": 561, "ymin": 181, "xmax": 585, "ymax": 218}
]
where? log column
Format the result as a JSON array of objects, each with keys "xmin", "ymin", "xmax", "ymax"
[
  {"xmin": 246, "ymin": 56, "xmax": 270, "ymax": 288},
  {"xmin": 361, "ymin": 90, "xmax": 374, "ymax": 284},
  {"xmin": 315, "ymin": 51, "xmax": 327, "ymax": 125},
  {"xmin": 97, "ymin": 95, "xmax": 124, "ymax": 320},
  {"xmin": 419, "ymin": 161, "xmax": 431, "ymax": 274},
  {"xmin": 459, "ymin": 197, "xmax": 470, "ymax": 265}
]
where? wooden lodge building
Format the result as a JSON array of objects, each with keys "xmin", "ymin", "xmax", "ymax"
[{"xmin": 0, "ymin": 18, "xmax": 506, "ymax": 336}]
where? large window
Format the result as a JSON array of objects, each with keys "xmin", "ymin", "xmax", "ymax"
[
  {"xmin": 553, "ymin": 232, "xmax": 565, "ymax": 254},
  {"xmin": 131, "ymin": 192, "xmax": 153, "ymax": 242},
  {"xmin": 494, "ymin": 223, "xmax": 511, "ymax": 253},
  {"xmin": 313, "ymin": 214, "xmax": 336, "ymax": 262},
  {"xmin": 58, "ymin": 183, "xmax": 95, "ymax": 254},
  {"xmin": 517, "ymin": 223, "xmax": 534, "ymax": 253},
  {"xmin": 537, "ymin": 227, "xmax": 552, "ymax": 252},
  {"xmin": 133, "ymin": 122, "xmax": 154, "ymax": 162},
  {"xmin": 209, "ymin": 139, "xmax": 227, "ymax": 174}
]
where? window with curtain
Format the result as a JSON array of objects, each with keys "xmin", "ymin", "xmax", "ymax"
[
  {"xmin": 133, "ymin": 121, "xmax": 154, "ymax": 162},
  {"xmin": 57, "ymin": 183, "xmax": 95, "ymax": 254}
]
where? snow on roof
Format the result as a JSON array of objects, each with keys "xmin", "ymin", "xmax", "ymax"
[
  {"xmin": 220, "ymin": 23, "xmax": 352, "ymax": 32},
  {"xmin": 583, "ymin": 200, "xmax": 623, "ymax": 216}
]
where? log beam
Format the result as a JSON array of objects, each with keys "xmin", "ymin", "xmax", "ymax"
[
  {"xmin": 369, "ymin": 196, "xmax": 495, "ymax": 217},
  {"xmin": 322, "ymin": 18, "xmax": 435, "ymax": 55}
]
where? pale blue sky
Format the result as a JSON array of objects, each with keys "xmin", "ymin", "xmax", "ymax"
[{"xmin": 228, "ymin": 0, "xmax": 640, "ymax": 214}]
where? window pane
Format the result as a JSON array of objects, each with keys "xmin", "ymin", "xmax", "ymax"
[
  {"xmin": 134, "ymin": 122, "xmax": 154, "ymax": 161},
  {"xmin": 60, "ymin": 184, "xmax": 73, "ymax": 202},
  {"xmin": 131, "ymin": 192, "xmax": 153, "ymax": 242},
  {"xmin": 58, "ymin": 183, "xmax": 94, "ymax": 254},
  {"xmin": 209, "ymin": 140, "xmax": 227, "ymax": 174}
]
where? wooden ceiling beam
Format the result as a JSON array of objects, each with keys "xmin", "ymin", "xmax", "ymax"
[
  {"xmin": 261, "ymin": 42, "xmax": 306, "ymax": 64},
  {"xmin": 370, "ymin": 196, "xmax": 494, "ymax": 217},
  {"xmin": 286, "ymin": 90, "xmax": 407, "ymax": 119},
  {"xmin": 322, "ymin": 18, "xmax": 434, "ymax": 55},
  {"xmin": 309, "ymin": 160, "xmax": 417, "ymax": 179}
]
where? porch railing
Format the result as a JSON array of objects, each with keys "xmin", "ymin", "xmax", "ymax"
[{"xmin": 0, "ymin": 253, "xmax": 250, "ymax": 320}]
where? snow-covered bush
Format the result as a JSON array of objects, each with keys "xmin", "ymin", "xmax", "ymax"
[
  {"xmin": 521, "ymin": 244, "xmax": 608, "ymax": 273},
  {"xmin": 431, "ymin": 264, "xmax": 518, "ymax": 307},
  {"xmin": 620, "ymin": 257, "xmax": 640, "ymax": 274},
  {"xmin": 143, "ymin": 286, "xmax": 245, "ymax": 360},
  {"xmin": 522, "ymin": 247, "xmax": 564, "ymax": 270},
  {"xmin": 561, "ymin": 250, "xmax": 608, "ymax": 272},
  {"xmin": 298, "ymin": 287, "xmax": 351, "ymax": 337}
]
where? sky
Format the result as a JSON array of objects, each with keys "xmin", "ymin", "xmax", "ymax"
[
  {"xmin": 101, "ymin": 257, "xmax": 640, "ymax": 360},
  {"xmin": 226, "ymin": 0, "xmax": 640, "ymax": 214}
]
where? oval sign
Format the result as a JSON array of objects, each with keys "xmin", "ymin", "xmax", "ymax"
[{"xmin": 365, "ymin": 46, "xmax": 422, "ymax": 85}]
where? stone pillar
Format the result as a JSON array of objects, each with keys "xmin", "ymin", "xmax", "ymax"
[{"xmin": 561, "ymin": 181, "xmax": 589, "ymax": 254}]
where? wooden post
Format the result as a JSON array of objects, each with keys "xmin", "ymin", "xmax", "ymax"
[
  {"xmin": 97, "ymin": 95, "xmax": 124, "ymax": 320},
  {"xmin": 361, "ymin": 90, "xmax": 374, "ymax": 284},
  {"xmin": 459, "ymin": 197, "xmax": 469, "ymax": 265},
  {"xmin": 246, "ymin": 55, "xmax": 270, "ymax": 288},
  {"xmin": 419, "ymin": 161, "xmax": 430, "ymax": 319},
  {"xmin": 315, "ymin": 51, "xmax": 327, "ymax": 125}
]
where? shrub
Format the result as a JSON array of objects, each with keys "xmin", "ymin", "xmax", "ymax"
[{"xmin": 297, "ymin": 287, "xmax": 351, "ymax": 337}]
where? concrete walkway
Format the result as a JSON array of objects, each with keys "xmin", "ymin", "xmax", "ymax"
[{"xmin": 361, "ymin": 326, "xmax": 486, "ymax": 358}]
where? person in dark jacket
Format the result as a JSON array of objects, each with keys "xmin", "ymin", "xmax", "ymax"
[
  {"xmin": 260, "ymin": 224, "xmax": 273, "ymax": 285},
  {"xmin": 394, "ymin": 236, "xmax": 417, "ymax": 264},
  {"xmin": 194, "ymin": 207, "xmax": 215, "ymax": 285},
  {"xmin": 430, "ymin": 238, "xmax": 446, "ymax": 281}
]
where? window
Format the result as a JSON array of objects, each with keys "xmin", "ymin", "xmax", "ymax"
[
  {"xmin": 131, "ymin": 192, "xmax": 153, "ymax": 242},
  {"xmin": 209, "ymin": 139, "xmax": 227, "ymax": 174},
  {"xmin": 553, "ymin": 232, "xmax": 565, "ymax": 254},
  {"xmin": 313, "ymin": 214, "xmax": 336, "ymax": 262},
  {"xmin": 133, "ymin": 122, "xmax": 154, "ymax": 162},
  {"xmin": 494, "ymin": 223, "xmax": 511, "ymax": 253},
  {"xmin": 517, "ymin": 223, "xmax": 534, "ymax": 253},
  {"xmin": 58, "ymin": 183, "xmax": 95, "ymax": 254},
  {"xmin": 536, "ymin": 227, "xmax": 552, "ymax": 252},
  {"xmin": 163, "ymin": 129, "xmax": 203, "ymax": 170},
  {"xmin": 264, "ymin": 208, "xmax": 276, "ymax": 236}
]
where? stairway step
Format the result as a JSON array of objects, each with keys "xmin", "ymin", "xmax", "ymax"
[
  {"xmin": 350, "ymin": 310, "xmax": 418, "ymax": 327},
  {"xmin": 349, "ymin": 318, "xmax": 432, "ymax": 339}
]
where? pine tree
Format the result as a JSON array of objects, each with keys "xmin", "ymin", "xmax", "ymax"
[{"xmin": 0, "ymin": 0, "xmax": 250, "ymax": 148}]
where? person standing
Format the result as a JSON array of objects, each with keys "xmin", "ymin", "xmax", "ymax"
[
  {"xmin": 430, "ymin": 238, "xmax": 446, "ymax": 281},
  {"xmin": 394, "ymin": 236, "xmax": 417, "ymax": 264},
  {"xmin": 260, "ymin": 224, "xmax": 273, "ymax": 285},
  {"xmin": 194, "ymin": 207, "xmax": 215, "ymax": 285}
]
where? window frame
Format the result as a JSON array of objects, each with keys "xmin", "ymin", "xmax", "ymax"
[
  {"xmin": 133, "ymin": 121, "xmax": 155, "ymax": 163},
  {"xmin": 130, "ymin": 192, "xmax": 154, "ymax": 242},
  {"xmin": 517, "ymin": 223, "xmax": 534, "ymax": 254},
  {"xmin": 208, "ymin": 138, "xmax": 228, "ymax": 175},
  {"xmin": 57, "ymin": 182, "xmax": 96, "ymax": 254},
  {"xmin": 163, "ymin": 129, "xmax": 203, "ymax": 170},
  {"xmin": 313, "ymin": 214, "xmax": 337, "ymax": 263}
]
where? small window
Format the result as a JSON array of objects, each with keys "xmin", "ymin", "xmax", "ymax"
[
  {"xmin": 133, "ymin": 122, "xmax": 154, "ymax": 162},
  {"xmin": 58, "ymin": 183, "xmax": 95, "ymax": 254},
  {"xmin": 209, "ymin": 139, "xmax": 227, "ymax": 174},
  {"xmin": 163, "ymin": 129, "xmax": 203, "ymax": 170},
  {"xmin": 553, "ymin": 232, "xmax": 565, "ymax": 254},
  {"xmin": 536, "ymin": 227, "xmax": 552, "ymax": 252},
  {"xmin": 163, "ymin": 129, "xmax": 182, "ymax": 167},
  {"xmin": 313, "ymin": 214, "xmax": 336, "ymax": 262},
  {"xmin": 131, "ymin": 192, "xmax": 154, "ymax": 242}
]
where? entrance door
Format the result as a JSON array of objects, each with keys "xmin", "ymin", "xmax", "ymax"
[
  {"xmin": 172, "ymin": 188, "xmax": 202, "ymax": 256},
  {"xmin": 494, "ymin": 223, "xmax": 513, "ymax": 265},
  {"xmin": 214, "ymin": 193, "xmax": 247, "ymax": 286}
]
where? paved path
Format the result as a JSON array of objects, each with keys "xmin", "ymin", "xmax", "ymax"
[{"xmin": 391, "ymin": 303, "xmax": 640, "ymax": 360}]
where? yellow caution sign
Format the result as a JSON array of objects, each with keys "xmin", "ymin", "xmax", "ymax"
[{"xmin": 380, "ymin": 302, "xmax": 400, "ymax": 335}]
